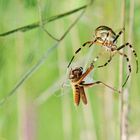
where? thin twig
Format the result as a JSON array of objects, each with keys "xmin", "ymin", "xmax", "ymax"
[
  {"xmin": 120, "ymin": 0, "xmax": 135, "ymax": 139},
  {"xmin": 0, "ymin": 5, "xmax": 87, "ymax": 37},
  {"xmin": 121, "ymin": 0, "xmax": 135, "ymax": 140},
  {"xmin": 0, "ymin": 8, "xmax": 86, "ymax": 106},
  {"xmin": 37, "ymin": 0, "xmax": 59, "ymax": 41},
  {"xmin": 35, "ymin": 75, "xmax": 65, "ymax": 106}
]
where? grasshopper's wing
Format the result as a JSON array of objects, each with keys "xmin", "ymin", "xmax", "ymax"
[{"xmin": 79, "ymin": 86, "xmax": 87, "ymax": 105}]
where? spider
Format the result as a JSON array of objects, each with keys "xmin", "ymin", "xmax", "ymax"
[
  {"xmin": 69, "ymin": 63, "xmax": 121, "ymax": 106},
  {"xmin": 67, "ymin": 25, "xmax": 138, "ymax": 87}
]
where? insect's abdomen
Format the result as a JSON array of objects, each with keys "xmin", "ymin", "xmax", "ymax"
[{"xmin": 73, "ymin": 85, "xmax": 80, "ymax": 106}]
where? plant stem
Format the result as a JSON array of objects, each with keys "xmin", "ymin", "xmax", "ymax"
[
  {"xmin": 120, "ymin": 0, "xmax": 126, "ymax": 139},
  {"xmin": 120, "ymin": 0, "xmax": 135, "ymax": 139}
]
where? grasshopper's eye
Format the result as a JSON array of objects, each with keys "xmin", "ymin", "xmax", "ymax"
[{"xmin": 79, "ymin": 67, "xmax": 83, "ymax": 71}]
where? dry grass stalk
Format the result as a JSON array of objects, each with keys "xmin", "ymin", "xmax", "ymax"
[{"xmin": 120, "ymin": 0, "xmax": 134, "ymax": 140}]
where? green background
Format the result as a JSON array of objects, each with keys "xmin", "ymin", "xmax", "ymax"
[{"xmin": 0, "ymin": 0, "xmax": 140, "ymax": 140}]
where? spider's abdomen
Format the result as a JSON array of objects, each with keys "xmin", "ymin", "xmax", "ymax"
[{"xmin": 95, "ymin": 26, "xmax": 117, "ymax": 45}]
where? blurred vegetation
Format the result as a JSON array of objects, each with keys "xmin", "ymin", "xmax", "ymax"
[{"xmin": 0, "ymin": 0, "xmax": 140, "ymax": 140}]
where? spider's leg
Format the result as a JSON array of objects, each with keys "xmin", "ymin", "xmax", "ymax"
[
  {"xmin": 67, "ymin": 41, "xmax": 96, "ymax": 68},
  {"xmin": 117, "ymin": 43, "xmax": 138, "ymax": 73},
  {"xmin": 117, "ymin": 51, "xmax": 132, "ymax": 87},
  {"xmin": 83, "ymin": 41, "xmax": 94, "ymax": 47},
  {"xmin": 113, "ymin": 28, "xmax": 125, "ymax": 43},
  {"xmin": 92, "ymin": 50, "xmax": 115, "ymax": 68},
  {"xmin": 97, "ymin": 53, "xmax": 114, "ymax": 68},
  {"xmin": 80, "ymin": 81, "xmax": 121, "ymax": 93},
  {"xmin": 102, "ymin": 32, "xmax": 110, "ymax": 46}
]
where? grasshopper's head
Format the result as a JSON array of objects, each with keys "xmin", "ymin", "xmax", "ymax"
[{"xmin": 69, "ymin": 67, "xmax": 83, "ymax": 82}]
